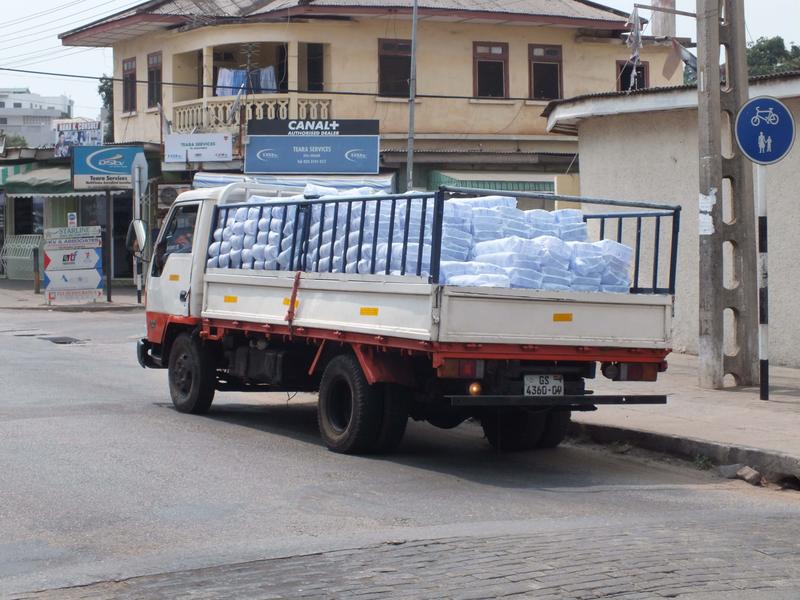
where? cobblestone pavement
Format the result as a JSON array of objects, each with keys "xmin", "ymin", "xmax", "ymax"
[{"xmin": 19, "ymin": 516, "xmax": 800, "ymax": 600}]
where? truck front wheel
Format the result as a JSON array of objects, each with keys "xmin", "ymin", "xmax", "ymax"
[
  {"xmin": 168, "ymin": 333, "xmax": 216, "ymax": 414},
  {"xmin": 318, "ymin": 355, "xmax": 383, "ymax": 454}
]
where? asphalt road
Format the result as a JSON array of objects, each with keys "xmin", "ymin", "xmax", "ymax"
[{"xmin": 1, "ymin": 309, "xmax": 799, "ymax": 599}]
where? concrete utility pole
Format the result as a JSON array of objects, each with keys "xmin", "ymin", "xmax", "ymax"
[
  {"xmin": 696, "ymin": 0, "xmax": 759, "ymax": 388},
  {"xmin": 405, "ymin": 0, "xmax": 419, "ymax": 192}
]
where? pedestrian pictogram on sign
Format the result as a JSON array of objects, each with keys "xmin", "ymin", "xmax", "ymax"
[{"xmin": 735, "ymin": 96, "xmax": 795, "ymax": 165}]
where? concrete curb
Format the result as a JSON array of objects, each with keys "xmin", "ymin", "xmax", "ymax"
[
  {"xmin": 569, "ymin": 421, "xmax": 800, "ymax": 480},
  {"xmin": 0, "ymin": 303, "xmax": 144, "ymax": 313}
]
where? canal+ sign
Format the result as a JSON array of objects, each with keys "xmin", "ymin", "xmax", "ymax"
[
  {"xmin": 72, "ymin": 145, "xmax": 148, "ymax": 190},
  {"xmin": 245, "ymin": 119, "xmax": 380, "ymax": 175}
]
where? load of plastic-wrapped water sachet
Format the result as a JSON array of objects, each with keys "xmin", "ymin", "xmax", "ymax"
[{"xmin": 206, "ymin": 185, "xmax": 634, "ymax": 293}]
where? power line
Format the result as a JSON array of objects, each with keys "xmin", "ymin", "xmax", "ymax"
[
  {"xmin": 0, "ymin": 65, "xmax": 551, "ymax": 103},
  {"xmin": 0, "ymin": 0, "xmax": 143, "ymax": 53},
  {"xmin": 2, "ymin": 0, "xmax": 100, "ymax": 29}
]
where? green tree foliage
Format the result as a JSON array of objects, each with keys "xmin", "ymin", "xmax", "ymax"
[
  {"xmin": 98, "ymin": 75, "xmax": 114, "ymax": 143},
  {"xmin": 3, "ymin": 133, "xmax": 28, "ymax": 147},
  {"xmin": 747, "ymin": 36, "xmax": 800, "ymax": 76}
]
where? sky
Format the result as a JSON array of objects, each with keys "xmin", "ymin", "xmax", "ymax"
[{"xmin": 0, "ymin": 0, "xmax": 799, "ymax": 119}]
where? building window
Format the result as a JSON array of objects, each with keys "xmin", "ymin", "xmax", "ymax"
[
  {"xmin": 529, "ymin": 45, "xmax": 562, "ymax": 100},
  {"xmin": 123, "ymin": 57, "xmax": 137, "ymax": 112},
  {"xmin": 0, "ymin": 102, "xmax": 4, "ymax": 108},
  {"xmin": 147, "ymin": 53, "xmax": 163, "ymax": 108},
  {"xmin": 13, "ymin": 102, "xmax": 22, "ymax": 108},
  {"xmin": 378, "ymin": 39, "xmax": 411, "ymax": 97},
  {"xmin": 617, "ymin": 60, "xmax": 649, "ymax": 91},
  {"xmin": 13, "ymin": 197, "xmax": 44, "ymax": 235},
  {"xmin": 0, "ymin": 118, "xmax": 6, "ymax": 125},
  {"xmin": 474, "ymin": 42, "xmax": 508, "ymax": 98},
  {"xmin": 302, "ymin": 43, "xmax": 325, "ymax": 93}
]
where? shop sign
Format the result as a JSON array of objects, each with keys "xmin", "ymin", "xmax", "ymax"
[
  {"xmin": 245, "ymin": 119, "xmax": 380, "ymax": 175},
  {"xmin": 53, "ymin": 120, "xmax": 104, "ymax": 158},
  {"xmin": 72, "ymin": 146, "xmax": 147, "ymax": 190},
  {"xmin": 165, "ymin": 134, "xmax": 233, "ymax": 163},
  {"xmin": 44, "ymin": 226, "xmax": 104, "ymax": 305}
]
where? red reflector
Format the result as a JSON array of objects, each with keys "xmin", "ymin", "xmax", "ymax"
[{"xmin": 459, "ymin": 361, "xmax": 477, "ymax": 378}]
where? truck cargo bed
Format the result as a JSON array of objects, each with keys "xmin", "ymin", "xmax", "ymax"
[{"xmin": 202, "ymin": 270, "xmax": 671, "ymax": 349}]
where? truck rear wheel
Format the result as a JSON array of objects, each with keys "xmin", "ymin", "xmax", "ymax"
[
  {"xmin": 481, "ymin": 409, "xmax": 547, "ymax": 452},
  {"xmin": 168, "ymin": 332, "xmax": 216, "ymax": 414},
  {"xmin": 318, "ymin": 355, "xmax": 383, "ymax": 454},
  {"xmin": 536, "ymin": 410, "xmax": 571, "ymax": 449}
]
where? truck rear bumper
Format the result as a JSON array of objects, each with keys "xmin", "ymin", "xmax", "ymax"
[
  {"xmin": 448, "ymin": 395, "xmax": 667, "ymax": 409},
  {"xmin": 137, "ymin": 338, "xmax": 163, "ymax": 369}
]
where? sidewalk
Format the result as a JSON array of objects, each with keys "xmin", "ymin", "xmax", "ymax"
[
  {"xmin": 574, "ymin": 352, "xmax": 800, "ymax": 480},
  {"xmin": 0, "ymin": 278, "xmax": 144, "ymax": 311}
]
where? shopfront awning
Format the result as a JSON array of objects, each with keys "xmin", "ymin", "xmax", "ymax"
[
  {"xmin": 429, "ymin": 170, "xmax": 555, "ymax": 193},
  {"xmin": 4, "ymin": 167, "xmax": 124, "ymax": 198}
]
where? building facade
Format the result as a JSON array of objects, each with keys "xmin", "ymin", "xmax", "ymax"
[
  {"xmin": 0, "ymin": 89, "xmax": 73, "ymax": 147},
  {"xmin": 61, "ymin": 0, "xmax": 682, "ymax": 190},
  {"xmin": 545, "ymin": 72, "xmax": 800, "ymax": 368}
]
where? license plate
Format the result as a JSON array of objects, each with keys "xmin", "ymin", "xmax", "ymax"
[{"xmin": 524, "ymin": 374, "xmax": 564, "ymax": 396}]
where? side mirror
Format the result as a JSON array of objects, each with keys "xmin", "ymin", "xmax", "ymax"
[{"xmin": 126, "ymin": 219, "xmax": 151, "ymax": 262}]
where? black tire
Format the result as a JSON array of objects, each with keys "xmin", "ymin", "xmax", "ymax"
[
  {"xmin": 318, "ymin": 355, "xmax": 383, "ymax": 454},
  {"xmin": 168, "ymin": 332, "xmax": 216, "ymax": 414},
  {"xmin": 536, "ymin": 410, "xmax": 572, "ymax": 449},
  {"xmin": 372, "ymin": 384, "xmax": 409, "ymax": 453},
  {"xmin": 481, "ymin": 409, "xmax": 547, "ymax": 452}
]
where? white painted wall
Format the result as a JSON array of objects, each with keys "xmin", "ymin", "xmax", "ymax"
[{"xmin": 577, "ymin": 100, "xmax": 800, "ymax": 366}]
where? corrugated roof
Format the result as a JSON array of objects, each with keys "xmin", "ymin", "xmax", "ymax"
[
  {"xmin": 541, "ymin": 69, "xmax": 800, "ymax": 117},
  {"xmin": 61, "ymin": 0, "xmax": 629, "ymax": 44},
  {"xmin": 252, "ymin": 0, "xmax": 627, "ymax": 21}
]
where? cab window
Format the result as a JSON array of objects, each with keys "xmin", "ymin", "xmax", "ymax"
[{"xmin": 152, "ymin": 204, "xmax": 198, "ymax": 277}]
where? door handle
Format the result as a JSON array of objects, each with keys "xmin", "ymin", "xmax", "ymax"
[{"xmin": 179, "ymin": 291, "xmax": 188, "ymax": 302}]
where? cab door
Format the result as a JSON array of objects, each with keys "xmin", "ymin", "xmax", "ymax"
[{"xmin": 147, "ymin": 202, "xmax": 200, "ymax": 317}]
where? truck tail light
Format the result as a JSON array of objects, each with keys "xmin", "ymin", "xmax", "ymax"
[
  {"xmin": 602, "ymin": 362, "xmax": 660, "ymax": 382},
  {"xmin": 438, "ymin": 359, "xmax": 485, "ymax": 379}
]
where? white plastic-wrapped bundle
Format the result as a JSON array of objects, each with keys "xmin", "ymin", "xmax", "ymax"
[
  {"xmin": 213, "ymin": 228, "xmax": 223, "ymax": 242},
  {"xmin": 568, "ymin": 242, "xmax": 605, "ymax": 277},
  {"xmin": 229, "ymin": 234, "xmax": 244, "ymax": 251},
  {"xmin": 207, "ymin": 257, "xmax": 219, "ymax": 269},
  {"xmin": 505, "ymin": 267, "xmax": 543, "ymax": 289},
  {"xmin": 594, "ymin": 239, "xmax": 633, "ymax": 290},
  {"xmin": 572, "ymin": 275, "xmax": 602, "ymax": 292},
  {"xmin": 559, "ymin": 222, "xmax": 588, "ymax": 242},
  {"xmin": 473, "ymin": 235, "xmax": 538, "ymax": 258},
  {"xmin": 449, "ymin": 195, "xmax": 516, "ymax": 209},
  {"xmin": 241, "ymin": 248, "xmax": 253, "ymax": 265},
  {"xmin": 243, "ymin": 219, "xmax": 258, "ymax": 236},
  {"xmin": 230, "ymin": 248, "xmax": 242, "ymax": 268},
  {"xmin": 208, "ymin": 241, "xmax": 222, "ymax": 257},
  {"xmin": 357, "ymin": 242, "xmax": 431, "ymax": 275},
  {"xmin": 471, "ymin": 207, "xmax": 504, "ymax": 243},
  {"xmin": 218, "ymin": 253, "xmax": 231, "ymax": 268},
  {"xmin": 533, "ymin": 235, "xmax": 572, "ymax": 271},
  {"xmin": 475, "ymin": 251, "xmax": 541, "ymax": 271},
  {"xmin": 220, "ymin": 241, "xmax": 232, "ymax": 255},
  {"xmin": 441, "ymin": 229, "xmax": 472, "ymax": 261},
  {"xmin": 447, "ymin": 273, "xmax": 511, "ymax": 288}
]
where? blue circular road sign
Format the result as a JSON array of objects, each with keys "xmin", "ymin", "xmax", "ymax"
[{"xmin": 735, "ymin": 96, "xmax": 796, "ymax": 165}]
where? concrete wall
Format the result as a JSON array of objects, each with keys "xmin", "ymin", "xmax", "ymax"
[
  {"xmin": 111, "ymin": 19, "xmax": 680, "ymax": 143},
  {"xmin": 577, "ymin": 100, "xmax": 800, "ymax": 367}
]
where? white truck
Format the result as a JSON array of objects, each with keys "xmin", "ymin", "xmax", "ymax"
[{"xmin": 131, "ymin": 183, "xmax": 681, "ymax": 454}]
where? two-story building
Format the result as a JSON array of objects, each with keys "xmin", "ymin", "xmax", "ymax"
[{"xmin": 61, "ymin": 0, "xmax": 682, "ymax": 192}]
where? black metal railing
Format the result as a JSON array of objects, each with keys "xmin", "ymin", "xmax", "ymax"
[
  {"xmin": 208, "ymin": 186, "xmax": 681, "ymax": 296},
  {"xmin": 440, "ymin": 186, "xmax": 681, "ymax": 295},
  {"xmin": 209, "ymin": 190, "xmax": 446, "ymax": 283}
]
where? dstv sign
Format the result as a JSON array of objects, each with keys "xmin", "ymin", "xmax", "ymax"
[{"xmin": 72, "ymin": 146, "xmax": 147, "ymax": 190}]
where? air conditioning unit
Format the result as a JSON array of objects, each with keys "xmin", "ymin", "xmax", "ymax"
[{"xmin": 157, "ymin": 184, "xmax": 191, "ymax": 208}]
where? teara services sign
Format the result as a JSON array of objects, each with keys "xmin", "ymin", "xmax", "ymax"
[
  {"xmin": 164, "ymin": 133, "xmax": 233, "ymax": 163},
  {"xmin": 245, "ymin": 119, "xmax": 380, "ymax": 175},
  {"xmin": 72, "ymin": 146, "xmax": 147, "ymax": 190}
]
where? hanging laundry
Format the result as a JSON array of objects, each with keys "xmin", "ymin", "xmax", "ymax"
[{"xmin": 260, "ymin": 66, "xmax": 277, "ymax": 93}]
